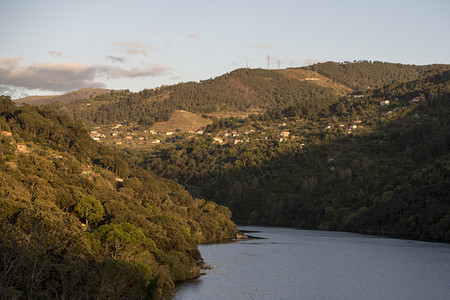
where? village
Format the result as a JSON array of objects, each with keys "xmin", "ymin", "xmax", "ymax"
[{"xmin": 87, "ymin": 95, "xmax": 425, "ymax": 150}]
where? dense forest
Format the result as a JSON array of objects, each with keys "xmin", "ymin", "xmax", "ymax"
[
  {"xmin": 140, "ymin": 66, "xmax": 450, "ymax": 242},
  {"xmin": 47, "ymin": 65, "xmax": 350, "ymax": 126},
  {"xmin": 306, "ymin": 60, "xmax": 444, "ymax": 92},
  {"xmin": 0, "ymin": 96, "xmax": 238, "ymax": 299}
]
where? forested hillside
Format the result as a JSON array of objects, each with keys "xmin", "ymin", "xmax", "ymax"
[
  {"xmin": 11, "ymin": 62, "xmax": 450, "ymax": 245},
  {"xmin": 306, "ymin": 60, "xmax": 443, "ymax": 92},
  {"xmin": 41, "ymin": 61, "xmax": 446, "ymax": 129},
  {"xmin": 47, "ymin": 67, "xmax": 349, "ymax": 126},
  {"xmin": 141, "ymin": 67, "xmax": 450, "ymax": 242},
  {"xmin": 0, "ymin": 96, "xmax": 237, "ymax": 299}
]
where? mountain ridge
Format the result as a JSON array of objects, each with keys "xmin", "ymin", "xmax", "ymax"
[{"xmin": 15, "ymin": 87, "xmax": 112, "ymax": 105}]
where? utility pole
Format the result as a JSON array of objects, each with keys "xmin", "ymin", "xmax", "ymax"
[
  {"xmin": 267, "ymin": 55, "xmax": 270, "ymax": 69},
  {"xmin": 278, "ymin": 60, "xmax": 280, "ymax": 69}
]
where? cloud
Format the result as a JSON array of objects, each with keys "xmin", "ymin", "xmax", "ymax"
[
  {"xmin": 187, "ymin": 33, "xmax": 200, "ymax": 38},
  {"xmin": 247, "ymin": 44, "xmax": 272, "ymax": 49},
  {"xmin": 114, "ymin": 41, "xmax": 154, "ymax": 56},
  {"xmin": 47, "ymin": 50, "xmax": 69, "ymax": 58},
  {"xmin": 0, "ymin": 58, "xmax": 103, "ymax": 92},
  {"xmin": 0, "ymin": 57, "xmax": 172, "ymax": 93},
  {"xmin": 106, "ymin": 55, "xmax": 126, "ymax": 63},
  {"xmin": 96, "ymin": 64, "xmax": 172, "ymax": 79}
]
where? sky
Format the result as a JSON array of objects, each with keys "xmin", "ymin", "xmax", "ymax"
[{"xmin": 1, "ymin": 0, "xmax": 449, "ymax": 99}]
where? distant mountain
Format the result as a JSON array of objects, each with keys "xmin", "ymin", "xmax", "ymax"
[
  {"xmin": 45, "ymin": 62, "xmax": 448, "ymax": 129},
  {"xmin": 15, "ymin": 87, "xmax": 112, "ymax": 105}
]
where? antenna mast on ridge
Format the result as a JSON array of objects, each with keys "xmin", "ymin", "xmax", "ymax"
[{"xmin": 267, "ymin": 55, "xmax": 270, "ymax": 69}]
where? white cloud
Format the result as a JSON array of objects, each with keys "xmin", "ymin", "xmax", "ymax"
[
  {"xmin": 114, "ymin": 41, "xmax": 155, "ymax": 56},
  {"xmin": 0, "ymin": 57, "xmax": 172, "ymax": 94},
  {"xmin": 96, "ymin": 64, "xmax": 172, "ymax": 79}
]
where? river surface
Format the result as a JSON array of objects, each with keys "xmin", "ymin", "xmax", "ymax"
[{"xmin": 175, "ymin": 226, "xmax": 450, "ymax": 300}]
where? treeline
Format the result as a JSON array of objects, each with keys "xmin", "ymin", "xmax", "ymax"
[
  {"xmin": 0, "ymin": 96, "xmax": 237, "ymax": 299},
  {"xmin": 305, "ymin": 60, "xmax": 441, "ymax": 92},
  {"xmin": 142, "ymin": 69, "xmax": 450, "ymax": 242}
]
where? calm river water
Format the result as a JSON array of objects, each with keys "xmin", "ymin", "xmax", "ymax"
[{"xmin": 175, "ymin": 226, "xmax": 450, "ymax": 300}]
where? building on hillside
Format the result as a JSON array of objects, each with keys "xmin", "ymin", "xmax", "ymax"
[
  {"xmin": 280, "ymin": 131, "xmax": 290, "ymax": 137},
  {"xmin": 1, "ymin": 131, "xmax": 12, "ymax": 137},
  {"xmin": 16, "ymin": 144, "xmax": 30, "ymax": 153},
  {"xmin": 412, "ymin": 97, "xmax": 421, "ymax": 102},
  {"xmin": 380, "ymin": 100, "xmax": 390, "ymax": 106}
]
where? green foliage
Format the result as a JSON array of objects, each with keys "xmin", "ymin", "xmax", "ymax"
[
  {"xmin": 74, "ymin": 195, "xmax": 104, "ymax": 226},
  {"xmin": 141, "ymin": 66, "xmax": 450, "ymax": 242},
  {"xmin": 2, "ymin": 62, "xmax": 448, "ymax": 297},
  {"xmin": 0, "ymin": 96, "xmax": 238, "ymax": 299},
  {"xmin": 48, "ymin": 67, "xmax": 345, "ymax": 126},
  {"xmin": 89, "ymin": 222, "xmax": 156, "ymax": 259},
  {"xmin": 306, "ymin": 60, "xmax": 441, "ymax": 92}
]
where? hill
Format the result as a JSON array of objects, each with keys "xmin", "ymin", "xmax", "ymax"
[
  {"xmin": 140, "ymin": 67, "xmax": 450, "ymax": 242},
  {"xmin": 305, "ymin": 60, "xmax": 446, "ymax": 92},
  {"xmin": 45, "ymin": 67, "xmax": 352, "ymax": 127},
  {"xmin": 15, "ymin": 88, "xmax": 112, "ymax": 105},
  {"xmin": 41, "ymin": 62, "xmax": 446, "ymax": 132},
  {"xmin": 0, "ymin": 95, "xmax": 237, "ymax": 299},
  {"xmin": 9, "ymin": 61, "xmax": 449, "ymax": 244}
]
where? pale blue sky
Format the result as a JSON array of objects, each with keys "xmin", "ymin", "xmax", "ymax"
[{"xmin": 1, "ymin": 0, "xmax": 449, "ymax": 98}]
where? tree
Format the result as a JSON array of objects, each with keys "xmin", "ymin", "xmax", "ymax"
[{"xmin": 74, "ymin": 195, "xmax": 104, "ymax": 227}]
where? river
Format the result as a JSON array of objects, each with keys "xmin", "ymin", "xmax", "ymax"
[{"xmin": 175, "ymin": 226, "xmax": 450, "ymax": 300}]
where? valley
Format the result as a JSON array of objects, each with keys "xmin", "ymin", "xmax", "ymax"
[{"xmin": 2, "ymin": 60, "xmax": 449, "ymax": 298}]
